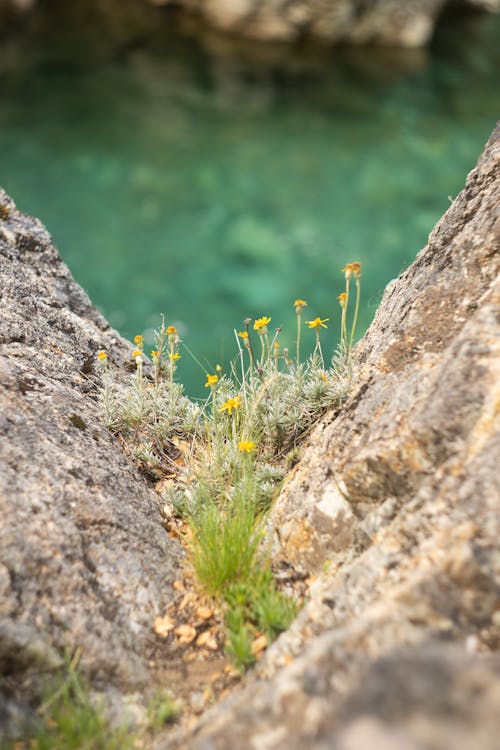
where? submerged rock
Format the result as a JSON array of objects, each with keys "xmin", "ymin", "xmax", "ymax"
[
  {"xmin": 0, "ymin": 190, "xmax": 185, "ymax": 739},
  {"xmin": 0, "ymin": 0, "xmax": 499, "ymax": 46},
  {"xmin": 160, "ymin": 126, "xmax": 500, "ymax": 748}
]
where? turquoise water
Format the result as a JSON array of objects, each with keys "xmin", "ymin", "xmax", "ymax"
[{"xmin": 0, "ymin": 7, "xmax": 499, "ymax": 394}]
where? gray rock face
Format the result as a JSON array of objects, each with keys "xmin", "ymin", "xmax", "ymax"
[
  {"xmin": 0, "ymin": 191, "xmax": 184, "ymax": 737},
  {"xmin": 0, "ymin": 0, "xmax": 499, "ymax": 45},
  {"xmin": 160, "ymin": 126, "xmax": 500, "ymax": 749}
]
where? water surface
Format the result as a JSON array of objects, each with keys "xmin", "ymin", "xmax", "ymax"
[{"xmin": 1, "ymin": 7, "xmax": 498, "ymax": 393}]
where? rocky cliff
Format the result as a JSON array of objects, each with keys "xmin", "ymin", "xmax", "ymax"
[
  {"xmin": 0, "ymin": 0, "xmax": 499, "ymax": 46},
  {"xmin": 1, "ymin": 122, "xmax": 499, "ymax": 747},
  {"xmin": 0, "ymin": 191, "xmax": 186, "ymax": 737}
]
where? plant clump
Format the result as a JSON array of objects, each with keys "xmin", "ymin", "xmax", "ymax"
[{"xmin": 97, "ymin": 263, "xmax": 362, "ymax": 670}]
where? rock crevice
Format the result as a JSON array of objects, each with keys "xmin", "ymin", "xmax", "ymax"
[{"xmin": 1, "ymin": 123, "xmax": 499, "ymax": 748}]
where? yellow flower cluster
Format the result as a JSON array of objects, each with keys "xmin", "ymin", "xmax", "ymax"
[{"xmin": 341, "ymin": 262, "xmax": 362, "ymax": 279}]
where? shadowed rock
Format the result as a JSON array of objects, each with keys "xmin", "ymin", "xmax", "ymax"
[{"xmin": 0, "ymin": 0, "xmax": 499, "ymax": 46}]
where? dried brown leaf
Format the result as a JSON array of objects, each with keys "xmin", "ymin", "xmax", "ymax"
[
  {"xmin": 153, "ymin": 615, "xmax": 175, "ymax": 639},
  {"xmin": 175, "ymin": 624, "xmax": 197, "ymax": 644}
]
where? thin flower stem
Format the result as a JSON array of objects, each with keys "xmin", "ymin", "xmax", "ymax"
[
  {"xmin": 296, "ymin": 313, "xmax": 301, "ymax": 365},
  {"xmin": 349, "ymin": 278, "xmax": 361, "ymax": 352},
  {"xmin": 341, "ymin": 303, "xmax": 347, "ymax": 352},
  {"xmin": 244, "ymin": 320, "xmax": 258, "ymax": 377}
]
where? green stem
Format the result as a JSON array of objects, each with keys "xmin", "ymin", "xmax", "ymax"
[
  {"xmin": 296, "ymin": 313, "xmax": 301, "ymax": 365},
  {"xmin": 341, "ymin": 304, "xmax": 347, "ymax": 353},
  {"xmin": 259, "ymin": 335, "xmax": 265, "ymax": 366},
  {"xmin": 349, "ymin": 278, "xmax": 361, "ymax": 352},
  {"xmin": 169, "ymin": 341, "xmax": 174, "ymax": 385}
]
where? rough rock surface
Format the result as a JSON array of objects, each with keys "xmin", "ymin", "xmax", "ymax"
[
  {"xmin": 159, "ymin": 126, "xmax": 500, "ymax": 749},
  {"xmin": 0, "ymin": 0, "xmax": 499, "ymax": 45},
  {"xmin": 0, "ymin": 191, "xmax": 185, "ymax": 738}
]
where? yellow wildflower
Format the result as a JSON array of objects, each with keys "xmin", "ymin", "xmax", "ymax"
[
  {"xmin": 253, "ymin": 316, "xmax": 271, "ymax": 333},
  {"xmin": 132, "ymin": 349, "xmax": 142, "ymax": 358},
  {"xmin": 151, "ymin": 350, "xmax": 159, "ymax": 358},
  {"xmin": 342, "ymin": 262, "xmax": 362, "ymax": 279},
  {"xmin": 337, "ymin": 293, "xmax": 347, "ymax": 307},
  {"xmin": 97, "ymin": 350, "xmax": 107, "ymax": 361},
  {"xmin": 134, "ymin": 334, "xmax": 144, "ymax": 345},
  {"xmin": 306, "ymin": 317, "xmax": 329, "ymax": 330},
  {"xmin": 294, "ymin": 299, "xmax": 308, "ymax": 312},
  {"xmin": 237, "ymin": 440, "xmax": 256, "ymax": 453},
  {"xmin": 166, "ymin": 325, "xmax": 177, "ymax": 336},
  {"xmin": 238, "ymin": 331, "xmax": 250, "ymax": 348},
  {"xmin": 169, "ymin": 352, "xmax": 181, "ymax": 361},
  {"xmin": 219, "ymin": 396, "xmax": 242, "ymax": 415},
  {"xmin": 205, "ymin": 373, "xmax": 218, "ymax": 388}
]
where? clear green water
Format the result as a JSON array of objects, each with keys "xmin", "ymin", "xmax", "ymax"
[{"xmin": 0, "ymin": 7, "xmax": 499, "ymax": 395}]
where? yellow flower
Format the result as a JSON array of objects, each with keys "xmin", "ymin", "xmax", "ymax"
[
  {"xmin": 151, "ymin": 350, "xmax": 159, "ymax": 358},
  {"xmin": 166, "ymin": 325, "xmax": 177, "ymax": 336},
  {"xmin": 237, "ymin": 440, "xmax": 256, "ymax": 453},
  {"xmin": 205, "ymin": 373, "xmax": 218, "ymax": 388},
  {"xmin": 342, "ymin": 262, "xmax": 362, "ymax": 279},
  {"xmin": 97, "ymin": 350, "xmax": 107, "ymax": 361},
  {"xmin": 337, "ymin": 293, "xmax": 347, "ymax": 307},
  {"xmin": 294, "ymin": 299, "xmax": 308, "ymax": 312},
  {"xmin": 219, "ymin": 396, "xmax": 242, "ymax": 415},
  {"xmin": 253, "ymin": 316, "xmax": 271, "ymax": 333},
  {"xmin": 132, "ymin": 349, "xmax": 143, "ymax": 358},
  {"xmin": 238, "ymin": 331, "xmax": 250, "ymax": 348},
  {"xmin": 169, "ymin": 352, "xmax": 181, "ymax": 361},
  {"xmin": 306, "ymin": 317, "xmax": 329, "ymax": 330},
  {"xmin": 134, "ymin": 334, "xmax": 144, "ymax": 345}
]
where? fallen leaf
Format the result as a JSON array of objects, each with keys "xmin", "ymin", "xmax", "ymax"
[
  {"xmin": 251, "ymin": 634, "xmax": 268, "ymax": 656},
  {"xmin": 175, "ymin": 624, "xmax": 197, "ymax": 644},
  {"xmin": 153, "ymin": 615, "xmax": 175, "ymax": 639},
  {"xmin": 196, "ymin": 605, "xmax": 214, "ymax": 621},
  {"xmin": 196, "ymin": 631, "xmax": 218, "ymax": 650}
]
